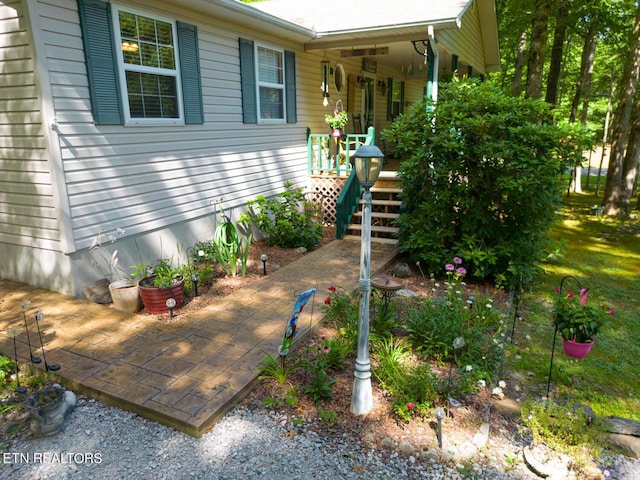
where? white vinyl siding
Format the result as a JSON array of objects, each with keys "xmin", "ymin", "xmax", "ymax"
[
  {"xmin": 0, "ymin": 0, "xmax": 62, "ymax": 251},
  {"xmin": 437, "ymin": 2, "xmax": 486, "ymax": 74}
]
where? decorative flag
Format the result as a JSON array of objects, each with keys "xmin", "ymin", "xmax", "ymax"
[{"xmin": 278, "ymin": 288, "xmax": 316, "ymax": 357}]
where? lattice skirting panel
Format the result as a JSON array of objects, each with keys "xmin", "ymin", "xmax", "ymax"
[{"xmin": 307, "ymin": 175, "xmax": 348, "ymax": 225}]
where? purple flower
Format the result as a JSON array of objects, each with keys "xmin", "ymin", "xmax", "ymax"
[
  {"xmin": 456, "ymin": 267, "xmax": 466, "ymax": 275},
  {"xmin": 453, "ymin": 257, "xmax": 463, "ymax": 264},
  {"xmin": 445, "ymin": 264, "xmax": 455, "ymax": 272}
]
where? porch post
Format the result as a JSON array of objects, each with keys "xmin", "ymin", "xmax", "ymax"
[{"xmin": 426, "ymin": 25, "xmax": 439, "ymax": 106}]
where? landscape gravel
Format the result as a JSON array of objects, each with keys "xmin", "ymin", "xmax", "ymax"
[{"xmin": 3, "ymin": 394, "xmax": 640, "ymax": 480}]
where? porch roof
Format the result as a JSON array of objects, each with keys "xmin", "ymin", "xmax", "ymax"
[{"xmin": 248, "ymin": 0, "xmax": 501, "ymax": 74}]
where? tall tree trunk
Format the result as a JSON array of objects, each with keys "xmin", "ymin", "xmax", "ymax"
[
  {"xmin": 570, "ymin": 24, "xmax": 598, "ymax": 124},
  {"xmin": 512, "ymin": 31, "xmax": 527, "ymax": 96},
  {"xmin": 545, "ymin": 3, "xmax": 569, "ymax": 105},
  {"xmin": 525, "ymin": 0, "xmax": 551, "ymax": 99},
  {"xmin": 621, "ymin": 103, "xmax": 640, "ymax": 214},
  {"xmin": 603, "ymin": 4, "xmax": 640, "ymax": 215}
]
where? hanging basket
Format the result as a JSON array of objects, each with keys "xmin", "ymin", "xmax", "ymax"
[{"xmin": 562, "ymin": 338, "xmax": 594, "ymax": 359}]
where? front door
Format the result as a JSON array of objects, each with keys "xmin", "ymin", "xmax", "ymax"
[{"xmin": 361, "ymin": 75, "xmax": 375, "ymax": 130}]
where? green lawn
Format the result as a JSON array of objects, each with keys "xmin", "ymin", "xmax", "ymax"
[{"xmin": 512, "ymin": 189, "xmax": 640, "ymax": 420}]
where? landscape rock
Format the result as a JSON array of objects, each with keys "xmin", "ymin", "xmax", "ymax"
[
  {"xmin": 608, "ymin": 433, "xmax": 640, "ymax": 459},
  {"xmin": 392, "ymin": 262, "xmax": 412, "ymax": 278},
  {"xmin": 83, "ymin": 278, "xmax": 112, "ymax": 304}
]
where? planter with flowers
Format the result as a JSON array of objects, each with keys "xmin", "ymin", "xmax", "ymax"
[
  {"xmin": 324, "ymin": 109, "xmax": 349, "ymax": 137},
  {"xmin": 553, "ymin": 278, "xmax": 614, "ymax": 359}
]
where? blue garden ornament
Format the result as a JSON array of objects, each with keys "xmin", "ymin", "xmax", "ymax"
[{"xmin": 278, "ymin": 288, "xmax": 316, "ymax": 358}]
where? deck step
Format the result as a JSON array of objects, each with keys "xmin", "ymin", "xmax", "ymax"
[
  {"xmin": 348, "ymin": 224, "xmax": 399, "ymax": 234},
  {"xmin": 362, "ymin": 199, "xmax": 403, "ymax": 207},
  {"xmin": 353, "ymin": 211, "xmax": 399, "ymax": 220},
  {"xmin": 371, "ymin": 187, "xmax": 402, "ymax": 194},
  {"xmin": 343, "ymin": 234, "xmax": 398, "ymax": 244}
]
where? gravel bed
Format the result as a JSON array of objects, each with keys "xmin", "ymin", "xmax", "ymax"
[{"xmin": 2, "ymin": 394, "xmax": 639, "ymax": 480}]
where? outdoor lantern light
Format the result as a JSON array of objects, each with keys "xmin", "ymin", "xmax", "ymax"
[
  {"xmin": 166, "ymin": 298, "xmax": 176, "ymax": 319},
  {"xmin": 33, "ymin": 308, "xmax": 59, "ymax": 372},
  {"xmin": 191, "ymin": 272, "xmax": 199, "ymax": 297},
  {"xmin": 434, "ymin": 407, "xmax": 445, "ymax": 448},
  {"xmin": 350, "ymin": 144, "xmax": 384, "ymax": 415},
  {"xmin": 354, "ymin": 145, "xmax": 384, "ymax": 189},
  {"xmin": 261, "ymin": 254, "xmax": 268, "ymax": 275}
]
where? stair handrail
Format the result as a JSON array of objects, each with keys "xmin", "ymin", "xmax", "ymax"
[
  {"xmin": 335, "ymin": 169, "xmax": 361, "ymax": 239},
  {"xmin": 335, "ymin": 127, "xmax": 376, "ymax": 239}
]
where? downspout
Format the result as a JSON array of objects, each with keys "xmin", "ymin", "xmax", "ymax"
[{"xmin": 426, "ymin": 25, "xmax": 439, "ymax": 104}]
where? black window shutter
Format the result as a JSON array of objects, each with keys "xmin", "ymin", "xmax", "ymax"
[
  {"xmin": 386, "ymin": 77, "xmax": 393, "ymax": 120},
  {"xmin": 285, "ymin": 50, "xmax": 297, "ymax": 123},
  {"xmin": 177, "ymin": 22, "xmax": 204, "ymax": 124},
  {"xmin": 239, "ymin": 38, "xmax": 257, "ymax": 124},
  {"xmin": 77, "ymin": 0, "xmax": 123, "ymax": 125}
]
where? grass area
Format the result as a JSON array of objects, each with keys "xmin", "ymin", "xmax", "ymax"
[{"xmin": 512, "ymin": 188, "xmax": 640, "ymax": 420}]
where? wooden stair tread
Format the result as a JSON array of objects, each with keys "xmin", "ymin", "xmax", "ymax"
[
  {"xmin": 370, "ymin": 187, "xmax": 402, "ymax": 193},
  {"xmin": 361, "ymin": 199, "xmax": 402, "ymax": 206},
  {"xmin": 348, "ymin": 224, "xmax": 399, "ymax": 233},
  {"xmin": 343, "ymin": 234, "xmax": 398, "ymax": 244},
  {"xmin": 353, "ymin": 211, "xmax": 399, "ymax": 219}
]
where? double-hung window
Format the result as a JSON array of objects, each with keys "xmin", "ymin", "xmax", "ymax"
[
  {"xmin": 77, "ymin": 0, "xmax": 203, "ymax": 126},
  {"xmin": 256, "ymin": 46, "xmax": 285, "ymax": 121},
  {"xmin": 114, "ymin": 8, "xmax": 181, "ymax": 124},
  {"xmin": 239, "ymin": 38, "xmax": 296, "ymax": 124}
]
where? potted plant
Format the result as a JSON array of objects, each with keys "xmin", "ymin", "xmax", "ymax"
[
  {"xmin": 88, "ymin": 225, "xmax": 141, "ymax": 312},
  {"xmin": 26, "ymin": 383, "xmax": 76, "ymax": 437},
  {"xmin": 553, "ymin": 286, "xmax": 614, "ymax": 358},
  {"xmin": 137, "ymin": 258, "xmax": 185, "ymax": 314},
  {"xmin": 324, "ymin": 109, "xmax": 349, "ymax": 137}
]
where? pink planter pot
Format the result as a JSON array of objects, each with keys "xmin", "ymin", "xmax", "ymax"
[{"xmin": 562, "ymin": 338, "xmax": 594, "ymax": 359}]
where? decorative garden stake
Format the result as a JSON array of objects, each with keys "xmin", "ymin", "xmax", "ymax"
[
  {"xmin": 21, "ymin": 301, "xmax": 40, "ymax": 364},
  {"xmin": 278, "ymin": 288, "xmax": 316, "ymax": 359},
  {"xmin": 8, "ymin": 326, "xmax": 26, "ymax": 393},
  {"xmin": 261, "ymin": 254, "xmax": 268, "ymax": 275},
  {"xmin": 33, "ymin": 309, "xmax": 59, "ymax": 372},
  {"xmin": 446, "ymin": 336, "xmax": 465, "ymax": 409}
]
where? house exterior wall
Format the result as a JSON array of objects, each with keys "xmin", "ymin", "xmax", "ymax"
[
  {"xmin": 1, "ymin": 0, "xmax": 422, "ymax": 298},
  {"xmin": 437, "ymin": 0, "xmax": 486, "ymax": 74},
  {"xmin": 0, "ymin": 0, "xmax": 76, "ymax": 294}
]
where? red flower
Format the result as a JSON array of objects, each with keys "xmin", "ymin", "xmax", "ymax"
[
  {"xmin": 328, "ymin": 286, "xmax": 336, "ymax": 292},
  {"xmin": 324, "ymin": 297, "xmax": 331, "ymax": 304}
]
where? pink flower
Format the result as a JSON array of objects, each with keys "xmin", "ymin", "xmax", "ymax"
[
  {"xmin": 453, "ymin": 257, "xmax": 462, "ymax": 264},
  {"xmin": 580, "ymin": 289, "xmax": 589, "ymax": 307},
  {"xmin": 445, "ymin": 264, "xmax": 455, "ymax": 271},
  {"xmin": 566, "ymin": 291, "xmax": 574, "ymax": 299},
  {"xmin": 603, "ymin": 470, "xmax": 610, "ymax": 478},
  {"xmin": 608, "ymin": 309, "xmax": 615, "ymax": 317},
  {"xmin": 407, "ymin": 402, "xmax": 414, "ymax": 409},
  {"xmin": 456, "ymin": 267, "xmax": 467, "ymax": 275},
  {"xmin": 324, "ymin": 297, "xmax": 331, "ymax": 304},
  {"xmin": 556, "ymin": 287, "xmax": 561, "ymax": 294}
]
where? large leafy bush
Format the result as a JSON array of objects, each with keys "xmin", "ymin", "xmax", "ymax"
[{"xmin": 383, "ymin": 80, "xmax": 590, "ymax": 289}]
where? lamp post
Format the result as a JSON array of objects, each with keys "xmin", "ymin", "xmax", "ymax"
[{"xmin": 350, "ymin": 144, "xmax": 384, "ymax": 415}]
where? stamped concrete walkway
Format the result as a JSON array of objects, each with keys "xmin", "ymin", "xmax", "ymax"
[{"xmin": 0, "ymin": 239, "xmax": 397, "ymax": 437}]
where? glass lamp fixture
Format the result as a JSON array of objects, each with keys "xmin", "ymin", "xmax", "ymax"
[{"xmin": 354, "ymin": 145, "xmax": 384, "ymax": 189}]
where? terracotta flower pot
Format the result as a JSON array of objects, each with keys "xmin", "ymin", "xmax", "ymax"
[
  {"xmin": 139, "ymin": 276, "xmax": 184, "ymax": 314},
  {"xmin": 562, "ymin": 338, "xmax": 594, "ymax": 359}
]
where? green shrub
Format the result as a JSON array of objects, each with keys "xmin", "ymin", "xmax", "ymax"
[
  {"xmin": 382, "ymin": 79, "xmax": 592, "ymax": 289},
  {"xmin": 244, "ymin": 182, "xmax": 323, "ymax": 250}
]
